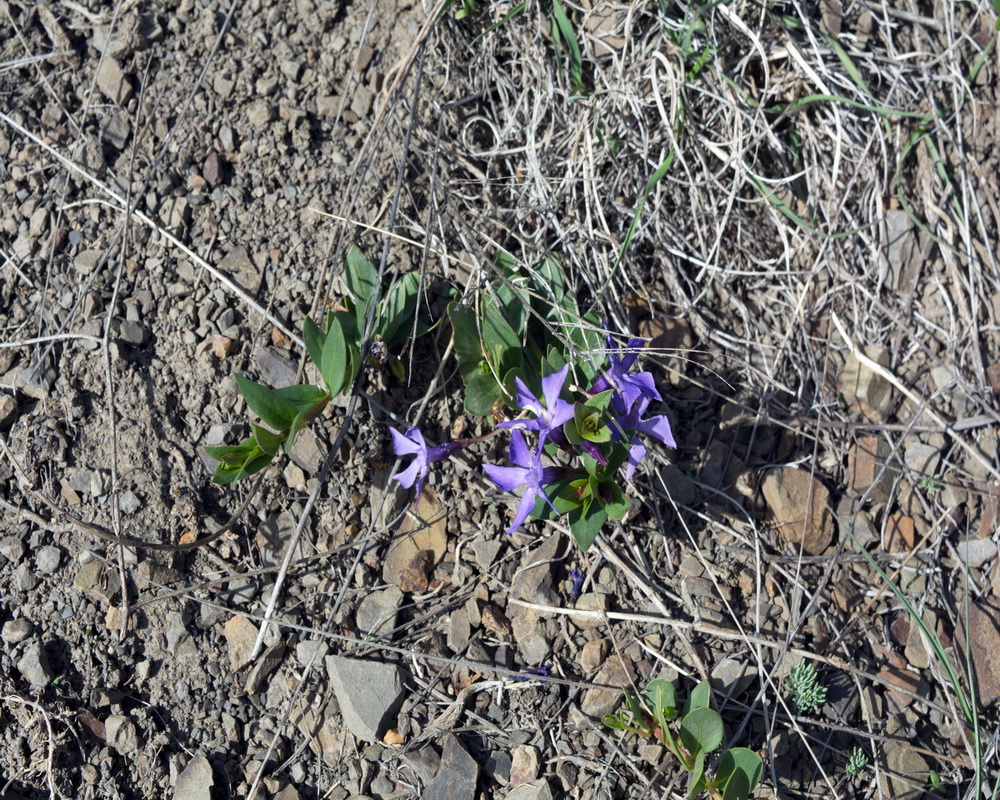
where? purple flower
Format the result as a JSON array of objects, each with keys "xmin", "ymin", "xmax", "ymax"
[
  {"xmin": 483, "ymin": 430, "xmax": 562, "ymax": 534},
  {"xmin": 617, "ymin": 397, "xmax": 676, "ymax": 478},
  {"xmin": 568, "ymin": 568, "xmax": 585, "ymax": 601},
  {"xmin": 512, "ymin": 663, "xmax": 552, "ymax": 682},
  {"xmin": 497, "ymin": 366, "xmax": 575, "ymax": 445},
  {"xmin": 389, "ymin": 426, "xmax": 460, "ymax": 503},
  {"xmin": 591, "ymin": 331, "xmax": 661, "ymax": 415}
]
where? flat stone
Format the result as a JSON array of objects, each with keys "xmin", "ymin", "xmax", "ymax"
[
  {"xmin": 96, "ymin": 57, "xmax": 133, "ymax": 104},
  {"xmin": 218, "ymin": 245, "xmax": 262, "ymax": 293},
  {"xmin": 355, "ymin": 587, "xmax": 403, "ymax": 639},
  {"xmin": 0, "ymin": 536, "xmax": 25, "ymax": 562},
  {"xmin": 883, "ymin": 741, "xmax": 929, "ymax": 798},
  {"xmin": 105, "ymin": 714, "xmax": 138, "ymax": 753},
  {"xmin": 838, "ymin": 345, "xmax": 893, "ymax": 422},
  {"xmin": 69, "ymin": 469, "xmax": 103, "ymax": 495},
  {"xmin": 295, "ymin": 639, "xmax": 329, "ymax": 666},
  {"xmin": 401, "ymin": 746, "xmax": 440, "ymax": 783},
  {"xmin": 245, "ymin": 642, "xmax": 285, "ymax": 695},
  {"xmin": 74, "ymin": 249, "xmax": 103, "ymax": 274},
  {"xmin": 423, "ymin": 733, "xmax": 479, "ymax": 800},
  {"xmin": 581, "ymin": 655, "xmax": 633, "ymax": 717},
  {"xmin": 289, "ymin": 428, "xmax": 325, "ymax": 474},
  {"xmin": 224, "ymin": 616, "xmax": 259, "ymax": 671},
  {"xmin": 846, "ymin": 436, "xmax": 892, "ymax": 501},
  {"xmin": 509, "ymin": 744, "xmax": 540, "ymax": 787},
  {"xmin": 883, "ymin": 514, "xmax": 915, "ymax": 551},
  {"xmin": 325, "ymin": 655, "xmax": 406, "ymax": 742},
  {"xmin": 17, "ymin": 642, "xmax": 53, "ymax": 689},
  {"xmin": 762, "ymin": 468, "xmax": 835, "ymax": 554},
  {"xmin": 256, "ymin": 510, "xmax": 302, "ymax": 568},
  {"xmin": 173, "ymin": 754, "xmax": 213, "ymax": 800},
  {"xmin": 710, "ymin": 657, "xmax": 758, "ymax": 696},
  {"xmin": 505, "ymin": 779, "xmax": 553, "ymax": 800},
  {"xmin": 510, "ymin": 533, "xmax": 561, "ymax": 606},
  {"xmin": 101, "ymin": 110, "xmax": 130, "ymax": 149},
  {"xmin": 510, "ymin": 607, "xmax": 550, "ymax": 666},
  {"xmin": 119, "ymin": 490, "xmax": 142, "ymax": 514},
  {"xmin": 274, "ymin": 787, "xmax": 301, "ymax": 800},
  {"xmin": 256, "ymin": 347, "xmax": 297, "ymax": 388},
  {"xmin": 383, "ymin": 490, "xmax": 447, "ymax": 589},
  {"xmin": 956, "ymin": 537, "xmax": 997, "ymax": 568},
  {"xmin": 74, "ymin": 561, "xmax": 121, "ymax": 606},
  {"xmin": 447, "ymin": 608, "xmax": 471, "ymax": 653}
]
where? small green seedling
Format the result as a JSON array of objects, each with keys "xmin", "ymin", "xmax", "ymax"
[
  {"xmin": 786, "ymin": 660, "xmax": 827, "ymax": 714},
  {"xmin": 603, "ymin": 678, "xmax": 763, "ymax": 799},
  {"xmin": 845, "ymin": 746, "xmax": 867, "ymax": 778}
]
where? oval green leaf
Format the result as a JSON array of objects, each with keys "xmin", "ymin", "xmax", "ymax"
[
  {"xmin": 680, "ymin": 707, "xmax": 724, "ymax": 756},
  {"xmin": 235, "ymin": 374, "xmax": 298, "ymax": 430}
]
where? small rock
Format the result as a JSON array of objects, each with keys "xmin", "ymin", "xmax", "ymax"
[
  {"xmin": 35, "ymin": 545, "xmax": 61, "ymax": 574},
  {"xmin": 423, "ymin": 733, "xmax": 479, "ymax": 800},
  {"xmin": 762, "ymin": 468, "xmax": 835, "ymax": 554},
  {"xmin": 256, "ymin": 347, "xmax": 297, "ymax": 388},
  {"xmin": 289, "ymin": 427, "xmax": 325, "ymax": 475},
  {"xmin": 283, "ymin": 462, "xmax": 306, "ymax": 489},
  {"xmin": 509, "ymin": 745, "xmax": 540, "ymax": 787},
  {"xmin": 401, "ymin": 746, "xmax": 440, "ymax": 784},
  {"xmin": 202, "ymin": 153, "xmax": 223, "ymax": 186},
  {"xmin": 173, "ymin": 754, "xmax": 214, "ymax": 800},
  {"xmin": 218, "ymin": 245, "xmax": 262, "ymax": 293},
  {"xmin": 955, "ymin": 537, "xmax": 997, "ymax": 568},
  {"xmin": 960, "ymin": 600, "xmax": 1000, "ymax": 705},
  {"xmin": 0, "ymin": 536, "xmax": 25, "ymax": 562},
  {"xmin": 510, "ymin": 531, "xmax": 561, "ymax": 605},
  {"xmin": 579, "ymin": 638, "xmax": 608, "ymax": 674},
  {"xmin": 0, "ymin": 394, "xmax": 16, "ymax": 429},
  {"xmin": 356, "ymin": 587, "xmax": 404, "ymax": 638},
  {"xmin": 13, "ymin": 562, "xmax": 39, "ymax": 591},
  {"xmin": 245, "ymin": 642, "xmax": 285, "ymax": 695},
  {"xmin": 212, "ymin": 335, "xmax": 234, "ymax": 358},
  {"xmin": 572, "ymin": 593, "xmax": 608, "ymax": 629},
  {"xmin": 74, "ymin": 249, "xmax": 103, "ymax": 274},
  {"xmin": 510, "ymin": 607, "xmax": 550, "ymax": 666},
  {"xmin": 247, "ymin": 101, "xmax": 277, "ymax": 126},
  {"xmin": 96, "ymin": 58, "xmax": 133, "ymax": 104},
  {"xmin": 846, "ymin": 436, "xmax": 892, "ymax": 501},
  {"xmin": 904, "ymin": 442, "xmax": 940, "ymax": 477},
  {"xmin": 710, "ymin": 657, "xmax": 757, "ymax": 696},
  {"xmin": 447, "ymin": 608, "xmax": 471, "ymax": 653},
  {"xmin": 295, "ymin": 639, "xmax": 329, "ymax": 666},
  {"xmin": 74, "ymin": 561, "xmax": 121, "ymax": 606},
  {"xmin": 224, "ymin": 616, "xmax": 259, "ymax": 671},
  {"xmin": 105, "ymin": 714, "xmax": 138, "ymax": 753},
  {"xmin": 505, "ymin": 779, "xmax": 553, "ymax": 800},
  {"xmin": 383, "ymin": 490, "xmax": 447, "ymax": 589},
  {"xmin": 119, "ymin": 320, "xmax": 146, "ymax": 346},
  {"xmin": 17, "ymin": 642, "xmax": 53, "ymax": 689},
  {"xmin": 119, "ymin": 491, "xmax": 141, "ymax": 514},
  {"xmin": 325, "ymin": 655, "xmax": 406, "ymax": 742},
  {"xmin": 160, "ymin": 196, "xmax": 190, "ymax": 230},
  {"xmin": 883, "ymin": 514, "xmax": 915, "ymax": 552},
  {"xmin": 883, "ymin": 741, "xmax": 929, "ymax": 798},
  {"xmin": 2, "ymin": 619, "xmax": 33, "ymax": 645},
  {"xmin": 581, "ymin": 656, "xmax": 633, "ymax": 717},
  {"xmin": 470, "ymin": 536, "xmax": 502, "ymax": 570},
  {"xmin": 273, "ymin": 787, "xmax": 301, "ymax": 800},
  {"xmin": 69, "ymin": 469, "xmax": 103, "ymax": 496},
  {"xmin": 838, "ymin": 345, "xmax": 893, "ymax": 422},
  {"xmin": 101, "ymin": 110, "xmax": 130, "ymax": 149}
]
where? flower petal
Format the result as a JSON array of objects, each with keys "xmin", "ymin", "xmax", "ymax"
[
  {"xmin": 540, "ymin": 365, "xmax": 569, "ymax": 410},
  {"xmin": 506, "ymin": 487, "xmax": 540, "ymax": 534},
  {"xmin": 394, "ymin": 459, "xmax": 423, "ymax": 489},
  {"xmin": 512, "ymin": 377, "xmax": 543, "ymax": 416},
  {"xmin": 508, "ymin": 429, "xmax": 534, "ymax": 468},
  {"xmin": 483, "ymin": 463, "xmax": 530, "ymax": 493},
  {"xmin": 389, "ymin": 426, "xmax": 422, "ymax": 456},
  {"xmin": 637, "ymin": 414, "xmax": 676, "ymax": 449}
]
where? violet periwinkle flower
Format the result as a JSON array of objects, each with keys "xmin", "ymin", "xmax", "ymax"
[
  {"xmin": 390, "ymin": 426, "xmax": 462, "ymax": 503},
  {"xmin": 568, "ymin": 568, "xmax": 585, "ymax": 601},
  {"xmin": 497, "ymin": 365, "xmax": 575, "ymax": 446},
  {"xmin": 591, "ymin": 331, "xmax": 661, "ymax": 415},
  {"xmin": 618, "ymin": 397, "xmax": 676, "ymax": 478},
  {"xmin": 483, "ymin": 430, "xmax": 562, "ymax": 535}
]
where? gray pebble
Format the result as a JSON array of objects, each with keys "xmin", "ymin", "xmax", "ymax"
[
  {"xmin": 2, "ymin": 619, "xmax": 33, "ymax": 645},
  {"xmin": 119, "ymin": 320, "xmax": 147, "ymax": 346},
  {"xmin": 0, "ymin": 535, "xmax": 26, "ymax": 562},
  {"xmin": 119, "ymin": 491, "xmax": 141, "ymax": 514},
  {"xmin": 35, "ymin": 545, "xmax": 61, "ymax": 574},
  {"xmin": 17, "ymin": 642, "xmax": 53, "ymax": 688}
]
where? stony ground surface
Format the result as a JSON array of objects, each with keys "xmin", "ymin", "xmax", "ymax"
[{"xmin": 1, "ymin": 0, "xmax": 1000, "ymax": 799}]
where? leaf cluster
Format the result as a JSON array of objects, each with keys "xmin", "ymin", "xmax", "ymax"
[
  {"xmin": 603, "ymin": 679, "xmax": 763, "ymax": 800},
  {"xmin": 204, "ymin": 246, "xmax": 431, "ymax": 483},
  {"xmin": 448, "ymin": 252, "xmax": 602, "ymax": 417}
]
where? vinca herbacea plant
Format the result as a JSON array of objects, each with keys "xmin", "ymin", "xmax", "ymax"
[
  {"xmin": 203, "ymin": 245, "xmax": 677, "ymax": 552},
  {"xmin": 603, "ymin": 678, "xmax": 763, "ymax": 800}
]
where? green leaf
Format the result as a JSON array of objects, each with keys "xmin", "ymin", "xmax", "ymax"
[
  {"xmin": 643, "ymin": 679, "xmax": 678, "ymax": 732},
  {"xmin": 345, "ymin": 245, "xmax": 378, "ymax": 305},
  {"xmin": 275, "ymin": 384, "xmax": 329, "ymax": 416},
  {"xmin": 687, "ymin": 750, "xmax": 707, "ymax": 800},
  {"xmin": 680, "ymin": 707, "xmax": 724, "ymax": 756},
  {"xmin": 284, "ymin": 413, "xmax": 307, "ymax": 454},
  {"xmin": 204, "ymin": 441, "xmax": 256, "ymax": 466},
  {"xmin": 721, "ymin": 769, "xmax": 751, "ymax": 800},
  {"xmin": 601, "ymin": 714, "xmax": 627, "ymax": 730},
  {"xmin": 235, "ymin": 374, "xmax": 298, "ymax": 430},
  {"xmin": 569, "ymin": 500, "xmax": 606, "ymax": 552},
  {"xmin": 463, "ymin": 368, "xmax": 503, "ymax": 416},
  {"xmin": 239, "ymin": 450, "xmax": 275, "ymax": 480},
  {"xmin": 684, "ymin": 679, "xmax": 712, "ymax": 715},
  {"xmin": 302, "ymin": 316, "xmax": 325, "ymax": 369},
  {"xmin": 252, "ymin": 424, "xmax": 285, "ymax": 455},
  {"xmin": 716, "ymin": 748, "xmax": 764, "ymax": 794},
  {"xmin": 448, "ymin": 302, "xmax": 485, "ymax": 375},
  {"xmin": 481, "ymin": 296, "xmax": 521, "ymax": 367},
  {"xmin": 381, "ymin": 272, "xmax": 420, "ymax": 347},
  {"xmin": 602, "ymin": 481, "xmax": 628, "ymax": 519},
  {"xmin": 551, "ymin": 0, "xmax": 586, "ymax": 94},
  {"xmin": 320, "ymin": 316, "xmax": 349, "ymax": 395},
  {"xmin": 584, "ymin": 389, "xmax": 614, "ymax": 412}
]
